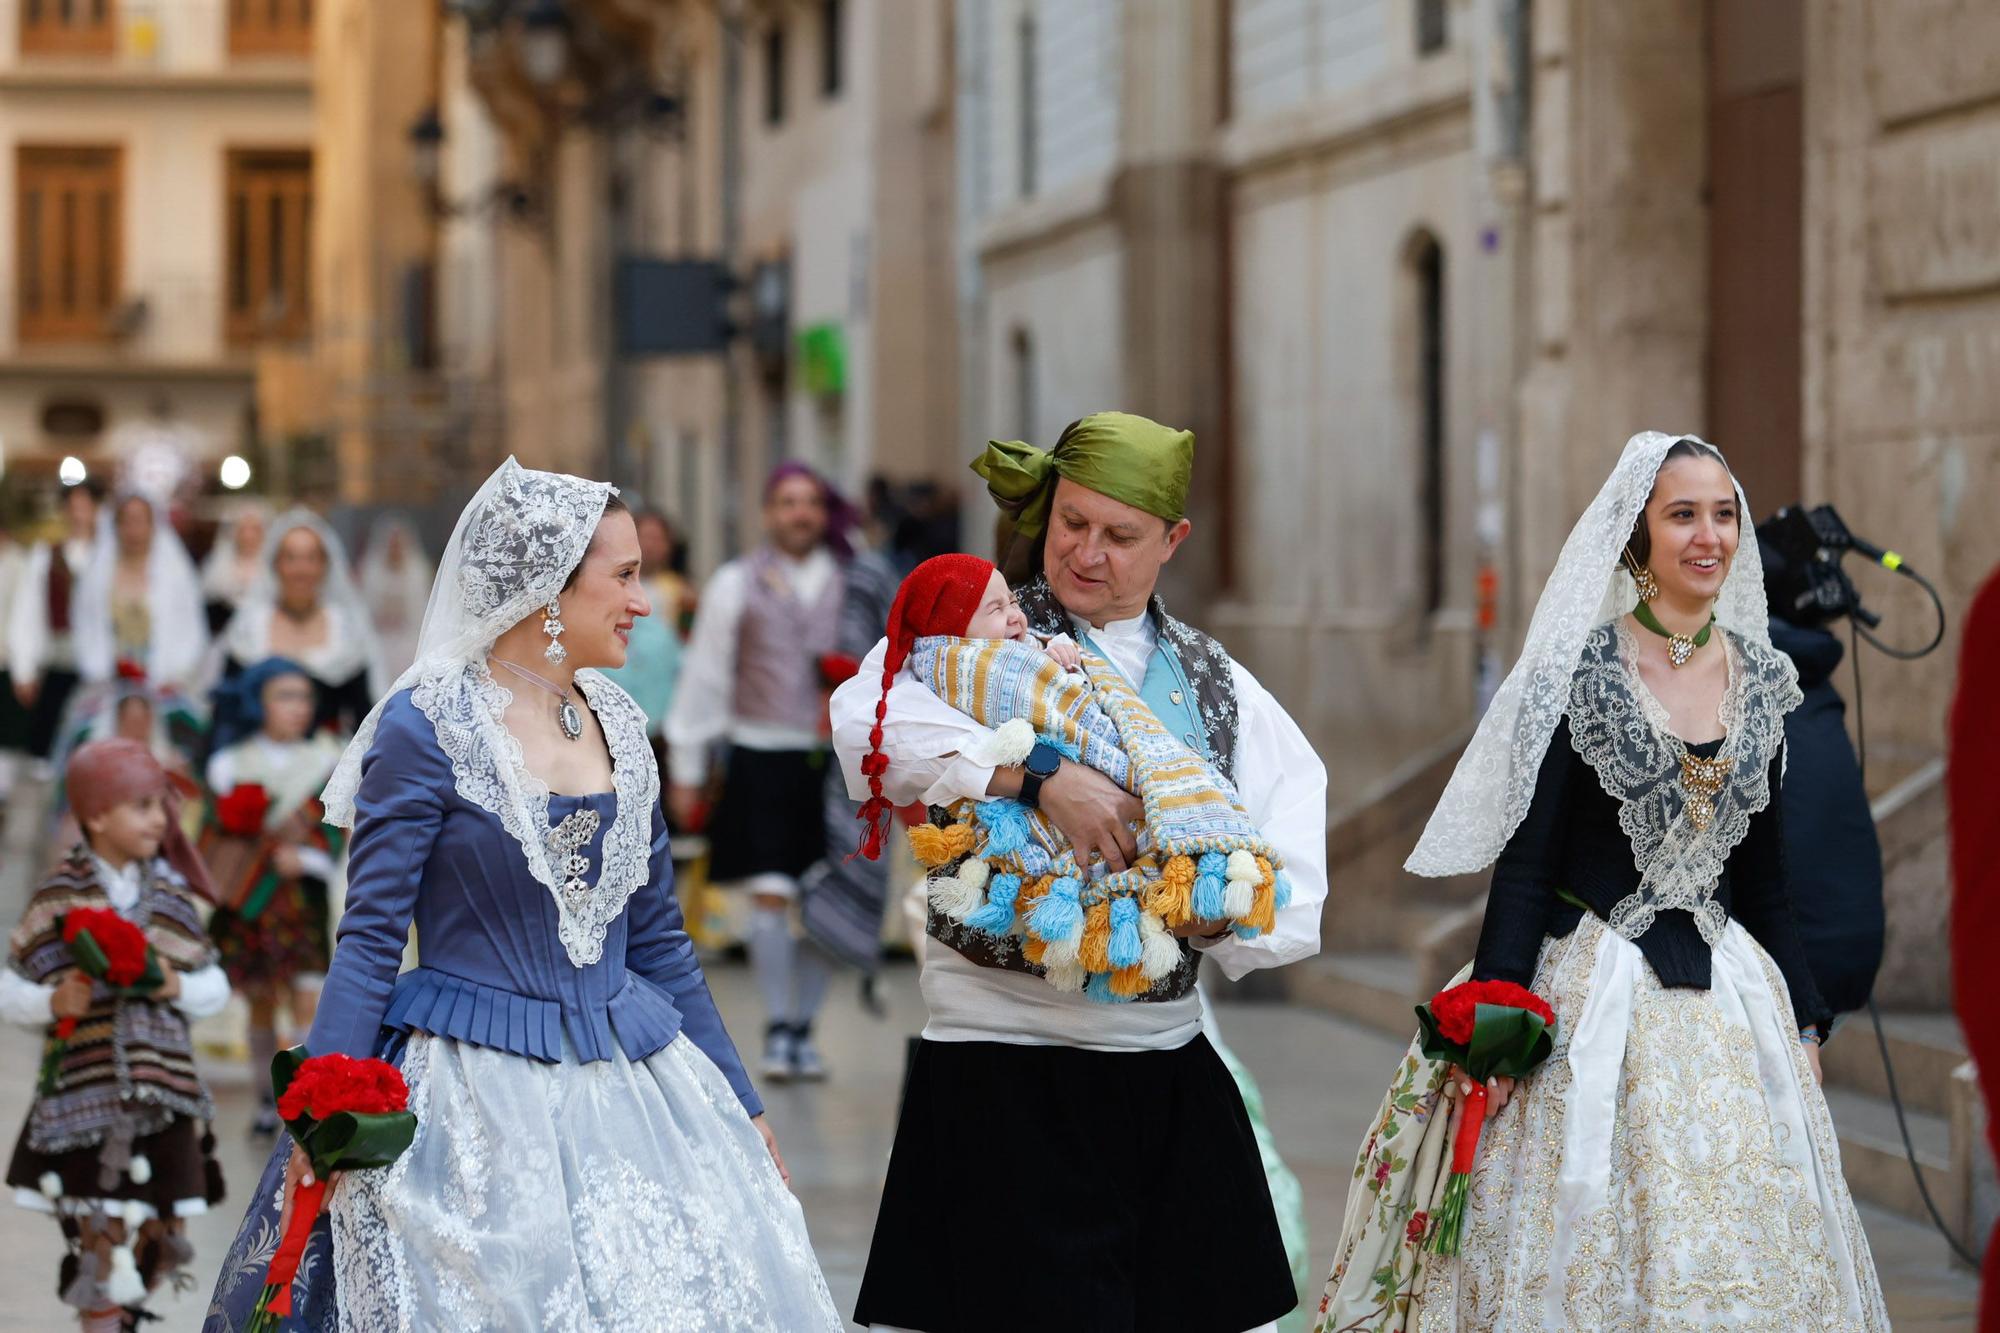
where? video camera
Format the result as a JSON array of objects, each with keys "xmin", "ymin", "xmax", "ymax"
[{"xmin": 1756, "ymin": 504, "xmax": 1887, "ymax": 630}]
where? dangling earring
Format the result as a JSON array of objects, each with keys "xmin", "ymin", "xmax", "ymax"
[
  {"xmin": 1623, "ymin": 550, "xmax": 1660, "ymax": 603},
  {"xmin": 543, "ymin": 595, "xmax": 568, "ymax": 664}
]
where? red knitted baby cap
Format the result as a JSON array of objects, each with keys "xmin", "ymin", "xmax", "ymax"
[{"xmin": 854, "ymin": 554, "xmax": 997, "ymax": 859}]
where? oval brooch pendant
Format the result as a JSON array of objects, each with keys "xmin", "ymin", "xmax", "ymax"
[{"xmin": 558, "ymin": 698, "xmax": 584, "ymax": 741}]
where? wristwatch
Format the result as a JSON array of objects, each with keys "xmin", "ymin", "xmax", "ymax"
[{"xmin": 1017, "ymin": 741, "xmax": 1063, "ymax": 809}]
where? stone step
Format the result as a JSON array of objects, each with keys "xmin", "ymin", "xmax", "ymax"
[
  {"xmin": 1823, "ymin": 1084, "xmax": 1964, "ymax": 1231},
  {"xmin": 1820, "ymin": 1009, "xmax": 1966, "ymax": 1119},
  {"xmin": 1286, "ymin": 949, "xmax": 1422, "ymax": 1040}
]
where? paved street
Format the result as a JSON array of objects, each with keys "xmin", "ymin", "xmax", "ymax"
[{"xmin": 0, "ymin": 778, "xmax": 1980, "ymax": 1331}]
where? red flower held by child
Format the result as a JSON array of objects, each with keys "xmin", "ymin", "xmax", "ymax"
[
  {"xmin": 216, "ymin": 783, "xmax": 272, "ymax": 838},
  {"xmin": 276, "ymin": 1053, "xmax": 409, "ymax": 1123},
  {"xmin": 1426, "ymin": 979, "xmax": 1556, "ymax": 1046},
  {"xmin": 61, "ymin": 908, "xmax": 150, "ymax": 987}
]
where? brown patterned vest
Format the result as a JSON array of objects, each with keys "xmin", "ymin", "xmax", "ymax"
[
  {"xmin": 925, "ymin": 577, "xmax": 1242, "ymax": 1002},
  {"xmin": 731, "ymin": 546, "xmax": 845, "ymax": 734}
]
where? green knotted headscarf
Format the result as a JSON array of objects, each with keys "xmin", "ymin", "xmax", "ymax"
[{"xmin": 972, "ymin": 411, "xmax": 1194, "ymax": 541}]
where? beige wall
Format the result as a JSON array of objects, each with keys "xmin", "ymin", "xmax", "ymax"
[
  {"xmin": 0, "ymin": 5, "xmax": 311, "ymax": 473},
  {"xmin": 1801, "ymin": 0, "xmax": 2000, "ymax": 779}
]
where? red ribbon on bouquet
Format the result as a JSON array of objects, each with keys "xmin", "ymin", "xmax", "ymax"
[{"xmin": 261, "ymin": 1175, "xmax": 327, "ymax": 1316}]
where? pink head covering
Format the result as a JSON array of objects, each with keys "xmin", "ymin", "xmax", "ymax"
[{"xmin": 66, "ymin": 738, "xmax": 215, "ymax": 901}]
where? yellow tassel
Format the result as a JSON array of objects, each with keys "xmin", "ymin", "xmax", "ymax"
[
  {"xmin": 1023, "ymin": 935, "xmax": 1049, "ymax": 966},
  {"xmin": 1109, "ymin": 964, "xmax": 1150, "ymax": 996},
  {"xmin": 907, "ymin": 822, "xmax": 976, "ymax": 868},
  {"xmin": 1015, "ymin": 874, "xmax": 1053, "ymax": 922},
  {"xmin": 1147, "ymin": 855, "xmax": 1197, "ymax": 926},
  {"xmin": 1079, "ymin": 900, "xmax": 1113, "ymax": 973},
  {"xmin": 1243, "ymin": 856, "xmax": 1279, "ymax": 931}
]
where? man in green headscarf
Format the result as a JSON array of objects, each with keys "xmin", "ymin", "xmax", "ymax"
[{"xmin": 832, "ymin": 411, "xmax": 1329, "ymax": 1333}]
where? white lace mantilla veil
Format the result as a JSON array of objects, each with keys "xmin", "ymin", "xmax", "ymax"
[
  {"xmin": 321, "ymin": 458, "xmax": 656, "ymax": 967},
  {"xmin": 223, "ymin": 507, "xmax": 388, "ymax": 697},
  {"xmin": 1406, "ymin": 430, "xmax": 1781, "ymax": 878},
  {"xmin": 72, "ymin": 489, "xmax": 209, "ymax": 684}
]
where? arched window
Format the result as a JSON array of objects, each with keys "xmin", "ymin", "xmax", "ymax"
[
  {"xmin": 1010, "ymin": 326, "xmax": 1035, "ymax": 441},
  {"xmin": 1416, "ymin": 0, "xmax": 1448, "ymax": 55},
  {"xmin": 1407, "ymin": 231, "xmax": 1447, "ymax": 616}
]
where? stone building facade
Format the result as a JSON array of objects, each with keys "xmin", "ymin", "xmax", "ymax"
[{"xmin": 0, "ymin": 0, "xmax": 314, "ymax": 492}]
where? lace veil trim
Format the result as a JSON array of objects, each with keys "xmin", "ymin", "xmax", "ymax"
[{"xmin": 1566, "ymin": 622, "xmax": 1802, "ymax": 945}]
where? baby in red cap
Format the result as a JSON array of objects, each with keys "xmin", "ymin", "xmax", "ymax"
[{"xmin": 852, "ymin": 555, "xmax": 1080, "ymax": 857}]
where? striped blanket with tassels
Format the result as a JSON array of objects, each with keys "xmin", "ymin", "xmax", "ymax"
[{"xmin": 904, "ymin": 635, "xmax": 1292, "ymax": 1002}]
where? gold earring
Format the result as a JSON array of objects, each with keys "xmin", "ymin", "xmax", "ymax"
[{"xmin": 1624, "ymin": 551, "xmax": 1660, "ymax": 603}]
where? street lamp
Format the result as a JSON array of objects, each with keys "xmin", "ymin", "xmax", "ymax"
[
  {"xmin": 219, "ymin": 455, "xmax": 252, "ymax": 490},
  {"xmin": 58, "ymin": 456, "xmax": 86, "ymax": 486},
  {"xmin": 518, "ymin": 0, "xmax": 569, "ymax": 87}
]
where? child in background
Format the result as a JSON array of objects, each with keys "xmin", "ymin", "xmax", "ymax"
[
  {"xmin": 1, "ymin": 739, "xmax": 229, "ymax": 1332},
  {"xmin": 199, "ymin": 657, "xmax": 346, "ymax": 1137}
]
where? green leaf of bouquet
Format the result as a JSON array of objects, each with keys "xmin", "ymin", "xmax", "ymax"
[
  {"xmin": 72, "ymin": 932, "xmax": 111, "ymax": 978},
  {"xmin": 1464, "ymin": 1004, "xmax": 1555, "ymax": 1079},
  {"xmin": 270, "ymin": 1046, "xmax": 310, "ymax": 1104},
  {"xmin": 1413, "ymin": 1004, "xmax": 1472, "ymax": 1067},
  {"xmin": 302, "ymin": 1110, "xmax": 417, "ymax": 1176}
]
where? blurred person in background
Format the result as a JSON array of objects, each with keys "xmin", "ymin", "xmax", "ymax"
[
  {"xmin": 0, "ymin": 519, "xmax": 27, "ymax": 821},
  {"xmin": 601, "ymin": 507, "xmax": 688, "ymax": 797},
  {"xmin": 199, "ymin": 503, "xmax": 269, "ymax": 637},
  {"xmin": 199, "ymin": 657, "xmax": 347, "ymax": 1138},
  {"xmin": 71, "ymin": 491, "xmax": 208, "ymax": 691},
  {"xmin": 8, "ymin": 482, "xmax": 103, "ymax": 775},
  {"xmin": 633, "ymin": 508, "xmax": 697, "ymax": 639},
  {"xmin": 212, "ymin": 510, "xmax": 385, "ymax": 743},
  {"xmin": 355, "ymin": 514, "xmax": 433, "ymax": 680},
  {"xmin": 666, "ymin": 463, "xmax": 857, "ymax": 1082}
]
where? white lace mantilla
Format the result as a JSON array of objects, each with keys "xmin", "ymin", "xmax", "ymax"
[
  {"xmin": 412, "ymin": 664, "xmax": 657, "ymax": 967},
  {"xmin": 1566, "ymin": 620, "xmax": 1801, "ymax": 947}
]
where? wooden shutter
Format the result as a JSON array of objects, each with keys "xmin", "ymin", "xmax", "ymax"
[
  {"xmin": 16, "ymin": 145, "xmax": 122, "ymax": 343},
  {"xmin": 20, "ymin": 0, "xmax": 118, "ymax": 57},
  {"xmin": 225, "ymin": 149, "xmax": 313, "ymax": 343},
  {"xmin": 229, "ymin": 0, "xmax": 312, "ymax": 57}
]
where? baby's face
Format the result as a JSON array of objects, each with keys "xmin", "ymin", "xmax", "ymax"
[{"xmin": 962, "ymin": 570, "xmax": 1029, "ymax": 641}]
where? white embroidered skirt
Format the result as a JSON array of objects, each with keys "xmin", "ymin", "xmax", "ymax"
[
  {"xmin": 328, "ymin": 1033, "xmax": 843, "ymax": 1332},
  {"xmin": 1317, "ymin": 914, "xmax": 1889, "ymax": 1333}
]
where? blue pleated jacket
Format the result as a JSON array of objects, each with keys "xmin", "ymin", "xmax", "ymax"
[{"xmin": 305, "ymin": 688, "xmax": 760, "ymax": 1118}]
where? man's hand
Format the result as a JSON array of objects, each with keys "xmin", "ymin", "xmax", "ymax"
[
  {"xmin": 1170, "ymin": 918, "xmax": 1232, "ymax": 941},
  {"xmin": 667, "ymin": 783, "xmax": 705, "ymax": 831},
  {"xmin": 49, "ymin": 971, "xmax": 92, "ymax": 1020},
  {"xmin": 1038, "ymin": 763, "xmax": 1142, "ymax": 872},
  {"xmin": 153, "ymin": 966, "xmax": 182, "ymax": 1002},
  {"xmin": 13, "ymin": 676, "xmax": 39, "ymax": 709},
  {"xmin": 271, "ymin": 845, "xmax": 304, "ymax": 878}
]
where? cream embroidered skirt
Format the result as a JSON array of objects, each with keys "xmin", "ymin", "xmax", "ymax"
[{"xmin": 1314, "ymin": 914, "xmax": 1888, "ymax": 1333}]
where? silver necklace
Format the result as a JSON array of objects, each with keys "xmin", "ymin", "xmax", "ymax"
[{"xmin": 492, "ymin": 657, "xmax": 584, "ymax": 741}]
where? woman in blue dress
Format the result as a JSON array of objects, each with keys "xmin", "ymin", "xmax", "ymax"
[{"xmin": 205, "ymin": 459, "xmax": 841, "ymax": 1330}]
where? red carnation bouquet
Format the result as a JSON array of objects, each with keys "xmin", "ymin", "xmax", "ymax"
[
  {"xmin": 247, "ymin": 1049, "xmax": 419, "ymax": 1331},
  {"xmin": 1414, "ymin": 978, "xmax": 1556, "ymax": 1255},
  {"xmin": 215, "ymin": 782, "xmax": 272, "ymax": 837},
  {"xmin": 38, "ymin": 907, "xmax": 164, "ymax": 1093}
]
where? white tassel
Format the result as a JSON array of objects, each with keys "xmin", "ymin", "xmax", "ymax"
[
  {"xmin": 966, "ymin": 718, "xmax": 1037, "ymax": 768},
  {"xmin": 127, "ymin": 1154, "xmax": 152, "ymax": 1185},
  {"xmin": 103, "ymin": 1245, "xmax": 146, "ymax": 1305},
  {"xmin": 929, "ymin": 872, "xmax": 985, "ymax": 922},
  {"xmin": 121, "ymin": 1199, "xmax": 149, "ymax": 1232},
  {"xmin": 1223, "ymin": 880, "xmax": 1254, "ymax": 919},
  {"xmin": 1041, "ymin": 933, "xmax": 1081, "ymax": 968},
  {"xmin": 1138, "ymin": 912, "xmax": 1181, "ymax": 980},
  {"xmin": 1043, "ymin": 958, "xmax": 1087, "ymax": 992},
  {"xmin": 37, "ymin": 1171, "xmax": 62, "ymax": 1200},
  {"xmin": 1226, "ymin": 849, "xmax": 1260, "ymax": 884}
]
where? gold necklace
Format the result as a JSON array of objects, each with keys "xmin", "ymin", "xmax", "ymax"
[{"xmin": 1674, "ymin": 741, "xmax": 1733, "ymax": 833}]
